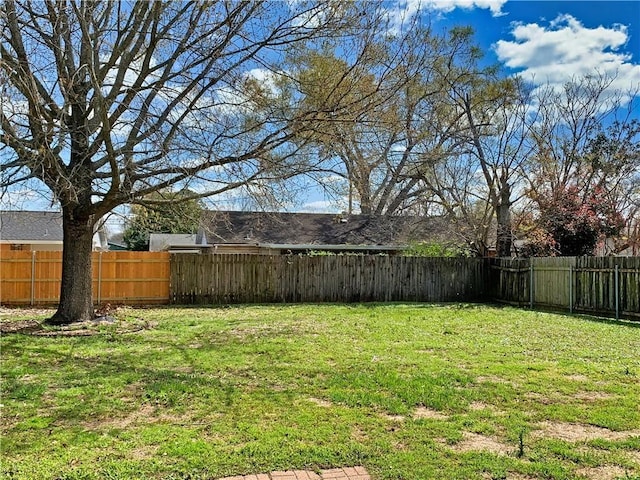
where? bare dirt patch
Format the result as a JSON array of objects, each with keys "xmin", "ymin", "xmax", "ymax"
[
  {"xmin": 482, "ymin": 474, "xmax": 538, "ymax": 480},
  {"xmin": 451, "ymin": 432, "xmax": 511, "ymax": 456},
  {"xmin": 307, "ymin": 397, "xmax": 333, "ymax": 408},
  {"xmin": 1, "ymin": 317, "xmax": 154, "ymax": 336},
  {"xmin": 382, "ymin": 413, "xmax": 406, "ymax": 422},
  {"xmin": 1, "ymin": 305, "xmax": 153, "ymax": 336},
  {"xmin": 575, "ymin": 466, "xmax": 630, "ymax": 480},
  {"xmin": 533, "ymin": 421, "xmax": 640, "ymax": 442},
  {"xmin": 0, "ymin": 319, "xmax": 43, "ymax": 334},
  {"xmin": 572, "ymin": 391, "xmax": 616, "ymax": 402},
  {"xmin": 80, "ymin": 403, "xmax": 202, "ymax": 431},
  {"xmin": 413, "ymin": 406, "xmax": 448, "ymax": 420},
  {"xmin": 0, "ymin": 307, "xmax": 54, "ymax": 320},
  {"xmin": 476, "ymin": 375, "xmax": 518, "ymax": 387}
]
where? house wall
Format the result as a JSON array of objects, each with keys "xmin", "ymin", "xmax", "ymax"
[{"xmin": 0, "ymin": 242, "xmax": 63, "ymax": 252}]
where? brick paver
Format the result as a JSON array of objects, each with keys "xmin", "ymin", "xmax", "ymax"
[{"xmin": 218, "ymin": 466, "xmax": 370, "ymax": 480}]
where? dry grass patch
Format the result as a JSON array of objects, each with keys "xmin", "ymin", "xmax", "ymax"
[
  {"xmin": 565, "ymin": 374, "xmax": 590, "ymax": 382},
  {"xmin": 626, "ymin": 449, "xmax": 640, "ymax": 464},
  {"xmin": 482, "ymin": 474, "xmax": 538, "ymax": 480},
  {"xmin": 524, "ymin": 392, "xmax": 557, "ymax": 405},
  {"xmin": 533, "ymin": 421, "xmax": 640, "ymax": 442},
  {"xmin": 382, "ymin": 413, "xmax": 406, "ymax": 422},
  {"xmin": 476, "ymin": 375, "xmax": 519, "ymax": 387},
  {"xmin": 128, "ymin": 445, "xmax": 161, "ymax": 461},
  {"xmin": 78, "ymin": 403, "xmax": 205, "ymax": 431},
  {"xmin": 469, "ymin": 401, "xmax": 505, "ymax": 415},
  {"xmin": 571, "ymin": 391, "xmax": 616, "ymax": 402},
  {"xmin": 350, "ymin": 425, "xmax": 368, "ymax": 443},
  {"xmin": 413, "ymin": 406, "xmax": 448, "ymax": 420},
  {"xmin": 451, "ymin": 432, "xmax": 511, "ymax": 456},
  {"xmin": 575, "ymin": 465, "xmax": 631, "ymax": 480},
  {"xmin": 307, "ymin": 397, "xmax": 333, "ymax": 408}
]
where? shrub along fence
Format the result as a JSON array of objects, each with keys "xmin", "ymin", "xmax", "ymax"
[
  {"xmin": 170, "ymin": 254, "xmax": 491, "ymax": 304},
  {"xmin": 491, "ymin": 256, "xmax": 640, "ymax": 319}
]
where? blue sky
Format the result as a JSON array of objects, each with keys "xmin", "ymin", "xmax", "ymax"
[
  {"xmin": 3, "ymin": 1, "xmax": 639, "ymax": 220},
  {"xmin": 437, "ymin": 1, "xmax": 640, "ymax": 84},
  {"xmin": 297, "ymin": 0, "xmax": 640, "ymax": 213}
]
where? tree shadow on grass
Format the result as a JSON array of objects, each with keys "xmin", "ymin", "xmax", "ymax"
[{"xmin": 0, "ymin": 331, "xmax": 241, "ymax": 432}]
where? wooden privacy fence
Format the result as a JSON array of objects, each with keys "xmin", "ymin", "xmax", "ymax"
[
  {"xmin": 0, "ymin": 251, "xmax": 170, "ymax": 306},
  {"xmin": 170, "ymin": 254, "xmax": 491, "ymax": 304},
  {"xmin": 491, "ymin": 256, "xmax": 640, "ymax": 319},
  {"xmin": 2, "ymin": 251, "xmax": 638, "ymax": 320}
]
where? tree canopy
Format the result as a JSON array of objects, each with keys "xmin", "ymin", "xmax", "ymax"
[
  {"xmin": 123, "ymin": 190, "xmax": 204, "ymax": 251},
  {"xmin": 1, "ymin": 1, "xmax": 638, "ymax": 324},
  {"xmin": 0, "ymin": 0, "xmax": 383, "ymax": 323}
]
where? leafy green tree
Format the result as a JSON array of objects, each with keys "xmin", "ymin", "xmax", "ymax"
[{"xmin": 123, "ymin": 191, "xmax": 203, "ymax": 251}]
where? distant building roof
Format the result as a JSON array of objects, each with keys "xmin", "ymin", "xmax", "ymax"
[
  {"xmin": 200, "ymin": 211, "xmax": 447, "ymax": 247},
  {"xmin": 149, "ymin": 233, "xmax": 198, "ymax": 251},
  {"xmin": 0, "ymin": 210, "xmax": 63, "ymax": 243}
]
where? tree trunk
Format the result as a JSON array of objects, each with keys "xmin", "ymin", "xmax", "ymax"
[
  {"xmin": 47, "ymin": 211, "xmax": 95, "ymax": 325},
  {"xmin": 495, "ymin": 185, "xmax": 513, "ymax": 258}
]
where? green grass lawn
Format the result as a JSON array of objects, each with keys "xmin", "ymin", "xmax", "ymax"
[{"xmin": 1, "ymin": 304, "xmax": 639, "ymax": 480}]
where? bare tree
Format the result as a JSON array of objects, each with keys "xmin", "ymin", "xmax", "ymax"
[
  {"xmin": 0, "ymin": 0, "xmax": 378, "ymax": 324},
  {"xmin": 290, "ymin": 25, "xmax": 488, "ymax": 217},
  {"xmin": 522, "ymin": 74, "xmax": 640, "ymax": 254},
  {"xmin": 452, "ymin": 78, "xmax": 533, "ymax": 257}
]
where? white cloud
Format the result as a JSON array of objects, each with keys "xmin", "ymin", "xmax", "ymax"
[
  {"xmin": 289, "ymin": 3, "xmax": 328, "ymax": 28},
  {"xmin": 387, "ymin": 0, "xmax": 506, "ymax": 30},
  {"xmin": 424, "ymin": 0, "xmax": 506, "ymax": 16},
  {"xmin": 494, "ymin": 15, "xmax": 640, "ymax": 94}
]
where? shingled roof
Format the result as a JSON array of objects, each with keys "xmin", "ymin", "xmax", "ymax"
[
  {"xmin": 200, "ymin": 211, "xmax": 447, "ymax": 246},
  {"xmin": 0, "ymin": 210, "xmax": 63, "ymax": 242}
]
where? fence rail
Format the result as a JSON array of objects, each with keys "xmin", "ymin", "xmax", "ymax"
[
  {"xmin": 0, "ymin": 251, "xmax": 170, "ymax": 306},
  {"xmin": 491, "ymin": 256, "xmax": 640, "ymax": 318},
  {"xmin": 171, "ymin": 254, "xmax": 491, "ymax": 304}
]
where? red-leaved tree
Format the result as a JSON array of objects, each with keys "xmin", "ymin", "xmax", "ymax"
[{"xmin": 519, "ymin": 186, "xmax": 625, "ymax": 256}]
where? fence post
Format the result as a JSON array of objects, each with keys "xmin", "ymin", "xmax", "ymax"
[
  {"xmin": 569, "ymin": 265, "xmax": 573, "ymax": 314},
  {"xmin": 615, "ymin": 264, "xmax": 619, "ymax": 320},
  {"xmin": 97, "ymin": 252, "xmax": 102, "ymax": 305},
  {"xmin": 529, "ymin": 262, "xmax": 534, "ymax": 309},
  {"xmin": 30, "ymin": 250, "xmax": 36, "ymax": 306}
]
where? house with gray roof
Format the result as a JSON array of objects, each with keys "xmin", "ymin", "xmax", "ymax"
[
  {"xmin": 197, "ymin": 210, "xmax": 453, "ymax": 255},
  {"xmin": 0, "ymin": 211, "xmax": 108, "ymax": 252}
]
